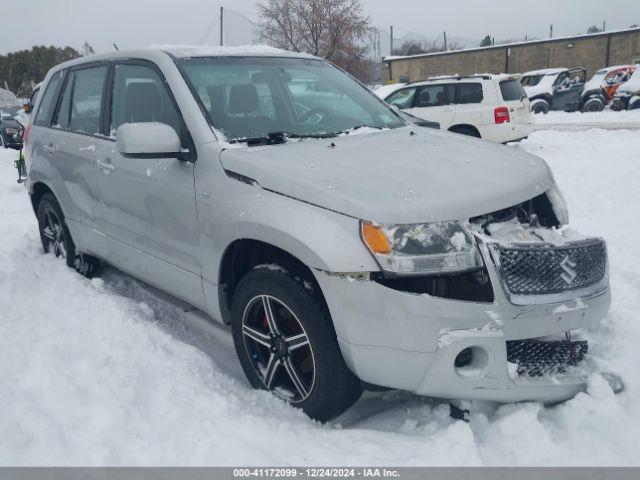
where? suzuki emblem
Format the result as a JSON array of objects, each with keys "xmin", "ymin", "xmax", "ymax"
[{"xmin": 559, "ymin": 255, "xmax": 577, "ymax": 285}]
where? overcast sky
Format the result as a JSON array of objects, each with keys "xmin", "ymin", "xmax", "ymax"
[{"xmin": 2, "ymin": 0, "xmax": 639, "ymax": 55}]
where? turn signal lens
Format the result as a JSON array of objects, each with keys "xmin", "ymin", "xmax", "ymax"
[{"xmin": 362, "ymin": 222, "xmax": 392, "ymax": 254}]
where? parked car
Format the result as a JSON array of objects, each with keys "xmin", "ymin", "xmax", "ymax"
[
  {"xmin": 0, "ymin": 105, "xmax": 24, "ymax": 149},
  {"xmin": 376, "ymin": 74, "xmax": 533, "ymax": 143},
  {"xmin": 521, "ymin": 67, "xmax": 598, "ymax": 113},
  {"xmin": 26, "ymin": 47, "xmax": 611, "ymax": 421},
  {"xmin": 611, "ymin": 66, "xmax": 640, "ymax": 111},
  {"xmin": 597, "ymin": 65, "xmax": 636, "ymax": 100}
]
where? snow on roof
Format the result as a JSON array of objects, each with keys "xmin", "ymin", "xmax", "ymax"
[
  {"xmin": 522, "ymin": 68, "xmax": 567, "ymax": 76},
  {"xmin": 151, "ymin": 44, "xmax": 316, "ymax": 59}
]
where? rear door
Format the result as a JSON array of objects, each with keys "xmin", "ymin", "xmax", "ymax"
[
  {"xmin": 44, "ymin": 64, "xmax": 109, "ymax": 235},
  {"xmin": 95, "ymin": 61, "xmax": 204, "ymax": 307}
]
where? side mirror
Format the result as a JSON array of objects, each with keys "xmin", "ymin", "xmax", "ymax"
[
  {"xmin": 116, "ymin": 122, "xmax": 182, "ymax": 158},
  {"xmin": 23, "ymin": 103, "xmax": 31, "ymax": 114}
]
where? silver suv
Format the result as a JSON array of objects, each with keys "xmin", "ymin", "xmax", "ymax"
[{"xmin": 25, "ymin": 47, "xmax": 610, "ymax": 421}]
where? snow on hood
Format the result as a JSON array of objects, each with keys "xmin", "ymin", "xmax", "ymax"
[
  {"xmin": 220, "ymin": 127, "xmax": 553, "ymax": 224},
  {"xmin": 523, "ymin": 74, "xmax": 557, "ymax": 98},
  {"xmin": 583, "ymin": 72, "xmax": 606, "ymax": 93},
  {"xmin": 618, "ymin": 68, "xmax": 640, "ymax": 94}
]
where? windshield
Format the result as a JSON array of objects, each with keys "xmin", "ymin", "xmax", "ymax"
[
  {"xmin": 177, "ymin": 57, "xmax": 404, "ymax": 142},
  {"xmin": 521, "ymin": 75, "xmax": 544, "ymax": 87}
]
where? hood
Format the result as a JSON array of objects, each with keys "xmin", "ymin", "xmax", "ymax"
[
  {"xmin": 583, "ymin": 72, "xmax": 606, "ymax": 93},
  {"xmin": 524, "ymin": 75, "xmax": 556, "ymax": 98},
  {"xmin": 219, "ymin": 127, "xmax": 553, "ymax": 225}
]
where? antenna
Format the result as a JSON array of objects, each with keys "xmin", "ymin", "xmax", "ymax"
[{"xmin": 113, "ymin": 43, "xmax": 119, "ymax": 51}]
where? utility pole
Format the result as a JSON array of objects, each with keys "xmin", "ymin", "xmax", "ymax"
[
  {"xmin": 443, "ymin": 31, "xmax": 447, "ymax": 51},
  {"xmin": 390, "ymin": 26, "xmax": 394, "ymax": 55},
  {"xmin": 220, "ymin": 6, "xmax": 224, "ymax": 46},
  {"xmin": 550, "ymin": 24, "xmax": 553, "ymax": 38},
  {"xmin": 602, "ymin": 20, "xmax": 606, "ymax": 32}
]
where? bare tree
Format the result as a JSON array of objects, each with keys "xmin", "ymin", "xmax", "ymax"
[
  {"xmin": 586, "ymin": 24, "xmax": 602, "ymax": 34},
  {"xmin": 256, "ymin": 0, "xmax": 371, "ymax": 62},
  {"xmin": 81, "ymin": 42, "xmax": 95, "ymax": 56}
]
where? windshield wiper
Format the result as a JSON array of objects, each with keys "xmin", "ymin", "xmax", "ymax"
[
  {"xmin": 230, "ymin": 131, "xmax": 337, "ymax": 146},
  {"xmin": 336, "ymin": 124, "xmax": 384, "ymax": 135}
]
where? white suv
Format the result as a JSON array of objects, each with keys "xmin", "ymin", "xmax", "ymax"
[{"xmin": 377, "ymin": 75, "xmax": 533, "ymax": 143}]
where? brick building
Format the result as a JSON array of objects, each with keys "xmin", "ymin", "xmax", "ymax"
[{"xmin": 383, "ymin": 28, "xmax": 640, "ymax": 83}]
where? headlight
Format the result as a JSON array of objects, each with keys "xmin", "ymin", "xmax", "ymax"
[
  {"xmin": 5, "ymin": 127, "xmax": 19, "ymax": 135},
  {"xmin": 361, "ymin": 221, "xmax": 483, "ymax": 275}
]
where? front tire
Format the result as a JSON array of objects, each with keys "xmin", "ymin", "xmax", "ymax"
[
  {"xmin": 531, "ymin": 99, "xmax": 550, "ymax": 114},
  {"xmin": 37, "ymin": 193, "xmax": 100, "ymax": 277},
  {"xmin": 231, "ymin": 267, "xmax": 362, "ymax": 422},
  {"xmin": 581, "ymin": 96, "xmax": 605, "ymax": 112}
]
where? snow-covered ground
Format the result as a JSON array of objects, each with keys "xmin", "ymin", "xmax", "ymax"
[
  {"xmin": 1, "ymin": 126, "xmax": 640, "ymax": 465},
  {"xmin": 533, "ymin": 110, "xmax": 640, "ymax": 131}
]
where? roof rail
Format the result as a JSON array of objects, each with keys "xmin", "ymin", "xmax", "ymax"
[{"xmin": 406, "ymin": 74, "xmax": 493, "ymax": 84}]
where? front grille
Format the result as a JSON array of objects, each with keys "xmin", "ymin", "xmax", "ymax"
[
  {"xmin": 495, "ymin": 238, "xmax": 607, "ymax": 296},
  {"xmin": 507, "ymin": 339, "xmax": 588, "ymax": 377}
]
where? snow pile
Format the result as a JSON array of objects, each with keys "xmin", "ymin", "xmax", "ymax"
[{"xmin": 1, "ymin": 126, "xmax": 640, "ymax": 465}]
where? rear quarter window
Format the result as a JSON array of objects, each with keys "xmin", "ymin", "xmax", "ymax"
[
  {"xmin": 500, "ymin": 80, "xmax": 526, "ymax": 101},
  {"xmin": 34, "ymin": 71, "xmax": 65, "ymax": 127},
  {"xmin": 455, "ymin": 83, "xmax": 483, "ymax": 104}
]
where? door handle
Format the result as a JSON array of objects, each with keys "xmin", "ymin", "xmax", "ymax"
[
  {"xmin": 96, "ymin": 159, "xmax": 115, "ymax": 172},
  {"xmin": 43, "ymin": 144, "xmax": 56, "ymax": 153}
]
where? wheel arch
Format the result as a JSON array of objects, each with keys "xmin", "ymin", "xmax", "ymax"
[
  {"xmin": 448, "ymin": 124, "xmax": 481, "ymax": 137},
  {"xmin": 29, "ymin": 181, "xmax": 56, "ymax": 216},
  {"xmin": 218, "ymin": 238, "xmax": 328, "ymax": 325}
]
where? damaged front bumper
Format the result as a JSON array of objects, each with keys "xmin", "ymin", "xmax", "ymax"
[{"xmin": 313, "ymin": 235, "xmax": 610, "ymax": 404}]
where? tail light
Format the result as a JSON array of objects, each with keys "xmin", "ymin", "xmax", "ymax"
[{"xmin": 494, "ymin": 106, "xmax": 510, "ymax": 124}]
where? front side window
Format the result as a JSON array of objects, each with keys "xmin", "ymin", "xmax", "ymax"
[
  {"xmin": 414, "ymin": 84, "xmax": 455, "ymax": 107},
  {"xmin": 386, "ymin": 87, "xmax": 417, "ymax": 108},
  {"xmin": 55, "ymin": 66, "xmax": 107, "ymax": 135},
  {"xmin": 178, "ymin": 57, "xmax": 404, "ymax": 141},
  {"xmin": 110, "ymin": 64, "xmax": 181, "ymax": 137},
  {"xmin": 34, "ymin": 70, "xmax": 65, "ymax": 126}
]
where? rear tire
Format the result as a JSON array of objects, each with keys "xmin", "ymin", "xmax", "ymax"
[
  {"xmin": 230, "ymin": 266, "xmax": 362, "ymax": 422},
  {"xmin": 37, "ymin": 193, "xmax": 100, "ymax": 278},
  {"xmin": 630, "ymin": 98, "xmax": 640, "ymax": 110},
  {"xmin": 449, "ymin": 126, "xmax": 480, "ymax": 138},
  {"xmin": 531, "ymin": 99, "xmax": 550, "ymax": 114},
  {"xmin": 581, "ymin": 96, "xmax": 605, "ymax": 112},
  {"xmin": 610, "ymin": 98, "xmax": 626, "ymax": 111}
]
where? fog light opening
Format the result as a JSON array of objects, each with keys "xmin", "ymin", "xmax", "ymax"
[{"xmin": 455, "ymin": 346, "xmax": 491, "ymax": 379}]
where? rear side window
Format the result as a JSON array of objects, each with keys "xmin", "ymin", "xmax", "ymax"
[
  {"xmin": 110, "ymin": 64, "xmax": 181, "ymax": 137},
  {"xmin": 499, "ymin": 80, "xmax": 526, "ymax": 101},
  {"xmin": 455, "ymin": 83, "xmax": 483, "ymax": 104},
  {"xmin": 34, "ymin": 71, "xmax": 65, "ymax": 127}
]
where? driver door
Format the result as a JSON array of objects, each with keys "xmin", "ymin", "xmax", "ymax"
[
  {"xmin": 553, "ymin": 70, "xmax": 584, "ymax": 111},
  {"xmin": 95, "ymin": 61, "xmax": 204, "ymax": 307}
]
